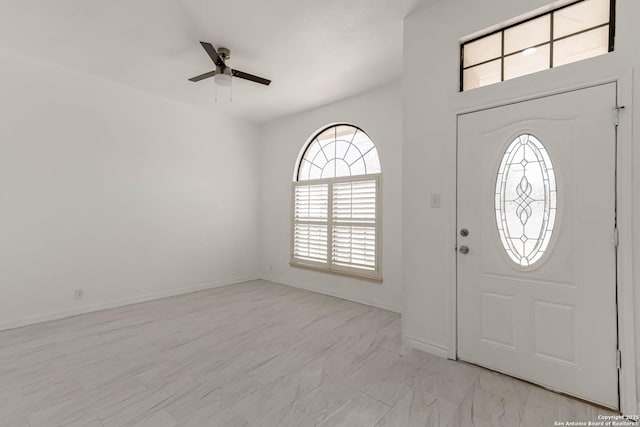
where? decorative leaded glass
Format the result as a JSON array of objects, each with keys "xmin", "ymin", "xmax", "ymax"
[
  {"xmin": 297, "ymin": 125, "xmax": 381, "ymax": 181},
  {"xmin": 495, "ymin": 134, "xmax": 557, "ymax": 267}
]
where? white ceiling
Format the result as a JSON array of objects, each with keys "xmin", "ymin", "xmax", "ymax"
[{"xmin": 0, "ymin": 0, "xmax": 428, "ymax": 123}]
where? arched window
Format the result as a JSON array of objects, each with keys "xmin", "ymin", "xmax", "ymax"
[
  {"xmin": 296, "ymin": 125, "xmax": 381, "ymax": 180},
  {"xmin": 291, "ymin": 124, "xmax": 382, "ymax": 280}
]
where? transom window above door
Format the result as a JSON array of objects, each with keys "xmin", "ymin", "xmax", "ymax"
[
  {"xmin": 461, "ymin": 0, "xmax": 615, "ymax": 91},
  {"xmin": 292, "ymin": 124, "xmax": 382, "ymax": 280}
]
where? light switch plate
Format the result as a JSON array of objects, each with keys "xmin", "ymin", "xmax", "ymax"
[{"xmin": 430, "ymin": 193, "xmax": 441, "ymax": 208}]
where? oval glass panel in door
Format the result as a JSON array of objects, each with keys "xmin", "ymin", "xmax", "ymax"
[{"xmin": 495, "ymin": 134, "xmax": 557, "ymax": 267}]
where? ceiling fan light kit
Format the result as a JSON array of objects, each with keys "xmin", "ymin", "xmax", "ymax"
[
  {"xmin": 189, "ymin": 42, "xmax": 271, "ymax": 102},
  {"xmin": 214, "ymin": 68, "xmax": 232, "ymax": 87}
]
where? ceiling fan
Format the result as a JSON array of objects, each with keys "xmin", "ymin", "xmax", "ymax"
[{"xmin": 188, "ymin": 42, "xmax": 271, "ymax": 87}]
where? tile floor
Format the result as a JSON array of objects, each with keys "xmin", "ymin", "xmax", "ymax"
[{"xmin": 0, "ymin": 280, "xmax": 624, "ymax": 427}]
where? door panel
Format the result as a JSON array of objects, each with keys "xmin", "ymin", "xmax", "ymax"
[{"xmin": 457, "ymin": 83, "xmax": 618, "ymax": 409}]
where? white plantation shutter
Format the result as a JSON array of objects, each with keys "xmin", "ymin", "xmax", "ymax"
[
  {"xmin": 332, "ymin": 226, "xmax": 376, "ymax": 270},
  {"xmin": 292, "ymin": 175, "xmax": 380, "ymax": 279},
  {"xmin": 332, "ymin": 180, "xmax": 377, "ymax": 271},
  {"xmin": 293, "ymin": 224, "xmax": 327, "ymax": 262},
  {"xmin": 294, "ymin": 184, "xmax": 328, "ymax": 221},
  {"xmin": 293, "ymin": 184, "xmax": 328, "ymax": 263}
]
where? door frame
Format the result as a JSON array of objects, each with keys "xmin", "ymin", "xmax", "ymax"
[{"xmin": 452, "ymin": 72, "xmax": 637, "ymax": 414}]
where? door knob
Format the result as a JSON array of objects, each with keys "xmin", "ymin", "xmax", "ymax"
[{"xmin": 459, "ymin": 245, "xmax": 469, "ymax": 254}]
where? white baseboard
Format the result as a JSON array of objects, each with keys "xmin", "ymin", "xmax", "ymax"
[
  {"xmin": 405, "ymin": 335, "xmax": 450, "ymax": 359},
  {"xmin": 261, "ymin": 276, "xmax": 402, "ymax": 314},
  {"xmin": 0, "ymin": 275, "xmax": 261, "ymax": 332}
]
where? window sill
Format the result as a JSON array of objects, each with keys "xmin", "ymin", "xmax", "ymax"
[{"xmin": 289, "ymin": 261, "xmax": 383, "ymax": 283}]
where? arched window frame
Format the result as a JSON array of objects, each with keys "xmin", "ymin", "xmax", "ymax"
[{"xmin": 291, "ymin": 123, "xmax": 382, "ymax": 281}]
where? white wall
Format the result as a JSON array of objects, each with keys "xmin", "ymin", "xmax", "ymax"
[
  {"xmin": 0, "ymin": 48, "xmax": 261, "ymax": 329},
  {"xmin": 403, "ymin": 0, "xmax": 639, "ymax": 411},
  {"xmin": 260, "ymin": 82, "xmax": 403, "ymax": 312}
]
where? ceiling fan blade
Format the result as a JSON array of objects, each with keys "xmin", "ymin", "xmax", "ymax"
[
  {"xmin": 188, "ymin": 70, "xmax": 217, "ymax": 82},
  {"xmin": 200, "ymin": 41, "xmax": 225, "ymax": 67},
  {"xmin": 231, "ymin": 69, "xmax": 271, "ymax": 86}
]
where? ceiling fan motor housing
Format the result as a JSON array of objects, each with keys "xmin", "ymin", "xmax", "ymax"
[{"xmin": 217, "ymin": 47, "xmax": 230, "ymax": 61}]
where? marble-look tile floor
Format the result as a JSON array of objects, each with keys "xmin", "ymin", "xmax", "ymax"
[{"xmin": 0, "ymin": 280, "xmax": 622, "ymax": 427}]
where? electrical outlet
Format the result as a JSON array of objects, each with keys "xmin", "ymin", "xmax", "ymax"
[{"xmin": 74, "ymin": 289, "xmax": 83, "ymax": 300}]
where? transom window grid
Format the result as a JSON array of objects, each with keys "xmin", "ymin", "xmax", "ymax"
[
  {"xmin": 460, "ymin": 0, "xmax": 615, "ymax": 91},
  {"xmin": 292, "ymin": 124, "xmax": 382, "ymax": 280}
]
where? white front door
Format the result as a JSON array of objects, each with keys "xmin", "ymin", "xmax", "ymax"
[{"xmin": 457, "ymin": 83, "xmax": 619, "ymax": 409}]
